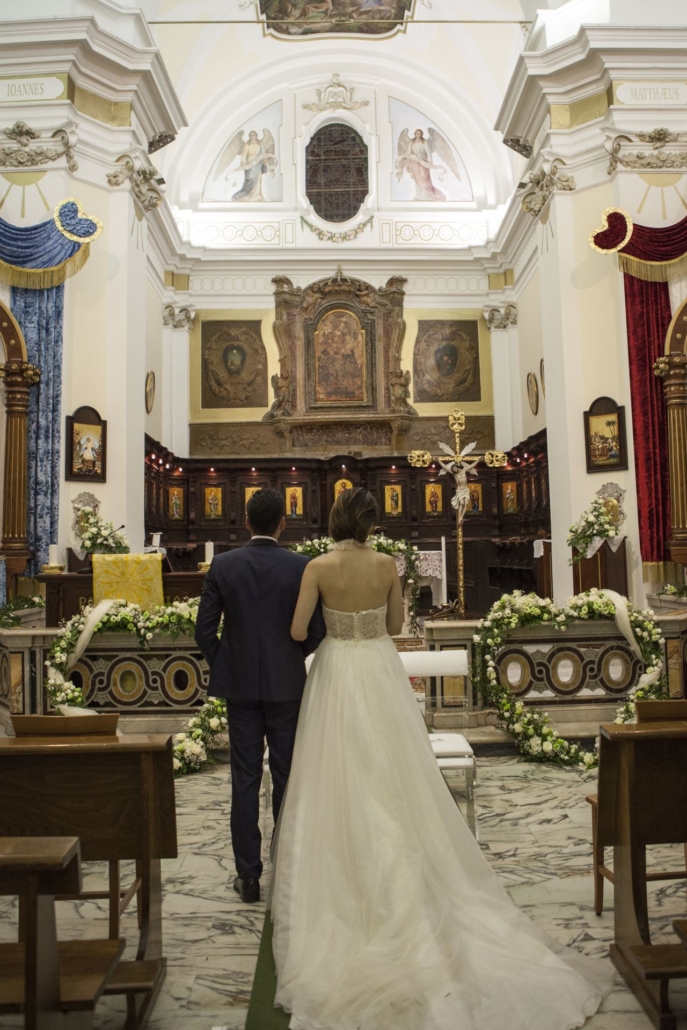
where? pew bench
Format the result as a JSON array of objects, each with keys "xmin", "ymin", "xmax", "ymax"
[{"xmin": 0, "ymin": 836, "xmax": 124, "ymax": 1029}]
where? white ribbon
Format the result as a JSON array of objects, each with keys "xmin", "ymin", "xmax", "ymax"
[
  {"xmin": 600, "ymin": 588, "xmax": 662, "ymax": 690},
  {"xmin": 47, "ymin": 598, "xmax": 119, "ymax": 686}
]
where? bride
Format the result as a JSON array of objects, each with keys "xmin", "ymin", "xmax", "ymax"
[{"xmin": 270, "ymin": 488, "xmax": 611, "ymax": 1030}]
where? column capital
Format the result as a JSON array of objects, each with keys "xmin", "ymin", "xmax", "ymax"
[
  {"xmin": 0, "ymin": 360, "xmax": 41, "ymax": 386},
  {"xmin": 483, "ymin": 304, "xmax": 517, "ymax": 331},
  {"xmin": 163, "ymin": 304, "xmax": 195, "ymax": 331},
  {"xmin": 521, "ymin": 159, "xmax": 576, "ymax": 218},
  {"xmin": 107, "ymin": 154, "xmax": 163, "ymax": 214}
]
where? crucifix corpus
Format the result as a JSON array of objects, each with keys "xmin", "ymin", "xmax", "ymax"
[{"xmin": 408, "ymin": 409, "xmax": 507, "ymax": 619}]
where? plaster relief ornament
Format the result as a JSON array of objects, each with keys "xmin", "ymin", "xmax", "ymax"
[
  {"xmin": 521, "ymin": 159, "xmax": 576, "ymax": 218},
  {"xmin": 106, "ymin": 155, "xmax": 162, "ymax": 213},
  {"xmin": 0, "ymin": 120, "xmax": 77, "ymax": 171},
  {"xmin": 303, "ymin": 75, "xmax": 369, "ymax": 113},
  {"xmin": 213, "ymin": 129, "xmax": 277, "ymax": 202},
  {"xmin": 396, "ymin": 127, "xmax": 461, "ymax": 202}
]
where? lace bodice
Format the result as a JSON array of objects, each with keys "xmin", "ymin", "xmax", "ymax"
[{"xmin": 322, "ymin": 604, "xmax": 388, "ymax": 641}]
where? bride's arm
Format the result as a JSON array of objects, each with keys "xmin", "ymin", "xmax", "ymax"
[
  {"xmin": 386, "ymin": 563, "xmax": 404, "ymax": 636},
  {"xmin": 291, "ymin": 561, "xmax": 321, "ymax": 641}
]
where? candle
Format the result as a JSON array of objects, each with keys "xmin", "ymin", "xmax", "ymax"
[
  {"xmin": 49, "ymin": 545, "xmax": 59, "ymax": 565},
  {"xmin": 205, "ymin": 541, "xmax": 214, "ymax": 563},
  {"xmin": 152, "ymin": 533, "xmax": 161, "ymax": 548}
]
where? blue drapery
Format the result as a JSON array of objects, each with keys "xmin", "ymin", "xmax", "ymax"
[
  {"xmin": 11, "ymin": 285, "xmax": 64, "ymax": 576},
  {"xmin": 0, "ymin": 199, "xmax": 100, "ymax": 576}
]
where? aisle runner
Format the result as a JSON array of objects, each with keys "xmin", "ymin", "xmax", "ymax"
[{"xmin": 245, "ymin": 912, "xmax": 289, "ymax": 1030}]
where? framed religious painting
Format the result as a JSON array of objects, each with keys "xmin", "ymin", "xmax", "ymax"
[
  {"xmin": 466, "ymin": 481, "xmax": 483, "ymax": 515},
  {"xmin": 527, "ymin": 372, "xmax": 539, "ymax": 415},
  {"xmin": 168, "ymin": 485, "xmax": 185, "ymax": 521},
  {"xmin": 244, "ymin": 485, "xmax": 266, "ymax": 512},
  {"xmin": 384, "ymin": 484, "xmax": 403, "ymax": 517},
  {"xmin": 285, "ymin": 485, "xmax": 305, "ymax": 521},
  {"xmin": 583, "ymin": 396, "xmax": 628, "ymax": 473},
  {"xmin": 501, "ymin": 480, "xmax": 518, "ymax": 515},
  {"xmin": 204, "ymin": 486, "xmax": 223, "ymax": 520},
  {"xmin": 65, "ymin": 406, "xmax": 107, "ymax": 482},
  {"xmin": 424, "ymin": 482, "xmax": 443, "ymax": 516},
  {"xmin": 307, "ymin": 307, "xmax": 374, "ymax": 410},
  {"xmin": 333, "ymin": 478, "xmax": 353, "ymax": 500}
]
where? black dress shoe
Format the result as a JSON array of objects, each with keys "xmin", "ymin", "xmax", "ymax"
[{"xmin": 233, "ymin": 876, "xmax": 260, "ymax": 904}]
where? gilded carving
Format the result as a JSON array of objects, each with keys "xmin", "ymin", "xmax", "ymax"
[
  {"xmin": 606, "ymin": 129, "xmax": 687, "ymax": 174},
  {"xmin": 413, "ymin": 320, "xmax": 480, "ymax": 403},
  {"xmin": 201, "ymin": 321, "xmax": 268, "ymax": 409}
]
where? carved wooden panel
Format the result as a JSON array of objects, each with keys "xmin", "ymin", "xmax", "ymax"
[
  {"xmin": 201, "ymin": 320, "xmax": 268, "ymax": 409},
  {"xmin": 413, "ymin": 320, "xmax": 480, "ymax": 403}
]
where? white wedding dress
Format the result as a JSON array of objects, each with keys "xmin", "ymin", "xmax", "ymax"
[{"xmin": 270, "ymin": 584, "xmax": 611, "ymax": 1030}]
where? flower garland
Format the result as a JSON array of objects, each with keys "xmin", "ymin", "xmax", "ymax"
[
  {"xmin": 77, "ymin": 507, "xmax": 130, "ymax": 554},
  {"xmin": 290, "ymin": 535, "xmax": 423, "ymax": 634},
  {"xmin": 45, "ymin": 597, "xmax": 228, "ymax": 774},
  {"xmin": 300, "ymin": 214, "xmax": 373, "ymax": 244},
  {"xmin": 472, "ymin": 589, "xmax": 666, "ymax": 768},
  {"xmin": 0, "ymin": 594, "xmax": 45, "ymax": 629},
  {"xmin": 567, "ymin": 498, "xmax": 618, "ymax": 563}
]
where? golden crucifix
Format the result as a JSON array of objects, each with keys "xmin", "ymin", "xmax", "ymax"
[{"xmin": 408, "ymin": 410, "xmax": 507, "ymax": 619}]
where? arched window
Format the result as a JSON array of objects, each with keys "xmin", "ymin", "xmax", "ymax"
[{"xmin": 305, "ymin": 123, "xmax": 369, "ymax": 223}]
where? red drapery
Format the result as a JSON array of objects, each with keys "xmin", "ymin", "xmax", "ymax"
[
  {"xmin": 591, "ymin": 209, "xmax": 687, "ymax": 565},
  {"xmin": 622, "ymin": 276, "xmax": 672, "ymax": 563}
]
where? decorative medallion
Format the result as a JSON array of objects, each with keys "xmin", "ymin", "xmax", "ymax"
[
  {"xmin": 527, "ymin": 372, "xmax": 539, "ymax": 415},
  {"xmin": 145, "ymin": 371, "xmax": 156, "ymax": 414}
]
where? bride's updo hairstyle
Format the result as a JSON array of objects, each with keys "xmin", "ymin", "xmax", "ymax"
[{"xmin": 329, "ymin": 487, "xmax": 377, "ymax": 544}]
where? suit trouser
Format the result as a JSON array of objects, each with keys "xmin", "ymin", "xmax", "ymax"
[{"xmin": 226, "ymin": 699, "xmax": 301, "ymax": 881}]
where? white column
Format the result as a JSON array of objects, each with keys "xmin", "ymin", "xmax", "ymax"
[
  {"xmin": 105, "ymin": 193, "xmax": 147, "ymax": 553},
  {"xmin": 161, "ymin": 304, "xmax": 193, "ymax": 458},
  {"xmin": 537, "ymin": 194, "xmax": 586, "ymax": 602},
  {"xmin": 485, "ymin": 305, "xmax": 522, "ymax": 451}
]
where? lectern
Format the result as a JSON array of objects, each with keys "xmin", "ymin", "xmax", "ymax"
[{"xmin": 597, "ymin": 720, "xmax": 687, "ymax": 1029}]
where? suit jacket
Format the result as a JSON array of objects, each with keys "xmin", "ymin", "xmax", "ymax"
[{"xmin": 194, "ymin": 538, "xmax": 326, "ymax": 703}]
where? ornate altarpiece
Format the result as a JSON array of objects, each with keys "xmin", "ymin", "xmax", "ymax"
[{"xmin": 264, "ymin": 269, "xmax": 416, "ymax": 453}]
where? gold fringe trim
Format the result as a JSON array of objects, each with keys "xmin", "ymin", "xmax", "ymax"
[
  {"xmin": 642, "ymin": 560, "xmax": 685, "ymax": 586},
  {"xmin": 53, "ymin": 198, "xmax": 103, "ymax": 243},
  {"xmin": 589, "ymin": 207, "xmax": 633, "ymax": 253},
  {"xmin": 0, "ymin": 244, "xmax": 90, "ymax": 289},
  {"xmin": 618, "ymin": 250, "xmax": 687, "ymax": 283}
]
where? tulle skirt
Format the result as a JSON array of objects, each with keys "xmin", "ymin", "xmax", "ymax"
[{"xmin": 270, "ymin": 635, "xmax": 611, "ymax": 1030}]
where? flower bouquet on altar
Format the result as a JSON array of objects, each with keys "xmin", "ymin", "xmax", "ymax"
[
  {"xmin": 567, "ymin": 498, "xmax": 621, "ymax": 564},
  {"xmin": 76, "ymin": 507, "xmax": 130, "ymax": 555}
]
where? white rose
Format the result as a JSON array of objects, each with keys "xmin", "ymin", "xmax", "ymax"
[
  {"xmin": 542, "ymin": 741, "xmax": 553, "ymax": 753},
  {"xmin": 173, "ymin": 758, "xmax": 181, "ymax": 770},
  {"xmin": 512, "ymin": 722, "xmax": 523, "ymax": 734},
  {"xmin": 209, "ymin": 717, "xmax": 220, "ymax": 730},
  {"xmin": 583, "ymin": 753, "xmax": 595, "ymax": 766}
]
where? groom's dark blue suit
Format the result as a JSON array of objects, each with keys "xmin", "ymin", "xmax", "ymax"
[{"xmin": 195, "ymin": 537, "xmax": 326, "ymax": 880}]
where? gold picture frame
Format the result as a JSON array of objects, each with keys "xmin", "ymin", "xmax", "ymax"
[
  {"xmin": 424, "ymin": 482, "xmax": 442, "ymax": 515},
  {"xmin": 168, "ymin": 486, "xmax": 185, "ymax": 521},
  {"xmin": 467, "ymin": 482, "xmax": 483, "ymax": 514},
  {"xmin": 501, "ymin": 480, "xmax": 518, "ymax": 515},
  {"xmin": 333, "ymin": 478, "xmax": 353, "ymax": 500},
  {"xmin": 204, "ymin": 486, "xmax": 223, "ymax": 520}
]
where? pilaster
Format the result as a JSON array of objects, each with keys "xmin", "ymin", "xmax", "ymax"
[
  {"xmin": 484, "ymin": 304, "xmax": 522, "ymax": 452},
  {"xmin": 161, "ymin": 304, "xmax": 194, "ymax": 458}
]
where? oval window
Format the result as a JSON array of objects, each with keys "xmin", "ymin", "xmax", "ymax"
[{"xmin": 305, "ymin": 123, "xmax": 369, "ymax": 223}]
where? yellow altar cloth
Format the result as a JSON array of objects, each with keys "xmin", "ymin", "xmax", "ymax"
[{"xmin": 92, "ymin": 553, "xmax": 164, "ymax": 610}]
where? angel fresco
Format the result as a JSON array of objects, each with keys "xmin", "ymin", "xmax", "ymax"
[
  {"xmin": 396, "ymin": 128, "xmax": 461, "ymax": 202},
  {"xmin": 212, "ymin": 128, "xmax": 277, "ymax": 202}
]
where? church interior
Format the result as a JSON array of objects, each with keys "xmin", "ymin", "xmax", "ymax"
[{"xmin": 2, "ymin": 0, "xmax": 687, "ymax": 1027}]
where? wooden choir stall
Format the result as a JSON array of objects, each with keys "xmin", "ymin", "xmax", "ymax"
[
  {"xmin": 0, "ymin": 716, "xmax": 177, "ymax": 1029},
  {"xmin": 595, "ymin": 702, "xmax": 687, "ymax": 1029}
]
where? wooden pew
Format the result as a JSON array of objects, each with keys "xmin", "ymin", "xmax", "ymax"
[
  {"xmin": 597, "ymin": 719, "xmax": 687, "ymax": 1029},
  {"xmin": 0, "ymin": 730, "xmax": 177, "ymax": 1030},
  {"xmin": 586, "ymin": 700, "xmax": 687, "ymax": 915},
  {"xmin": 0, "ymin": 836, "xmax": 123, "ymax": 1029}
]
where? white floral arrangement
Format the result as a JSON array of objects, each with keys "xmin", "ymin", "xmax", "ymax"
[
  {"xmin": 173, "ymin": 697, "xmax": 228, "ymax": 775},
  {"xmin": 45, "ymin": 595, "xmax": 230, "ymax": 775},
  {"xmin": 566, "ymin": 498, "xmax": 618, "ymax": 563},
  {"xmin": 473, "ymin": 589, "xmax": 667, "ymax": 768},
  {"xmin": 45, "ymin": 598, "xmax": 201, "ymax": 710},
  {"xmin": 290, "ymin": 534, "xmax": 423, "ymax": 634},
  {"xmin": 77, "ymin": 507, "xmax": 130, "ymax": 554}
]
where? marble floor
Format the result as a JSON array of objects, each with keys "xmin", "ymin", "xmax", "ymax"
[{"xmin": 1, "ymin": 751, "xmax": 687, "ymax": 1029}]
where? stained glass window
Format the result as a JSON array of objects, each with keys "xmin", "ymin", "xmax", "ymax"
[{"xmin": 305, "ymin": 123, "xmax": 369, "ymax": 224}]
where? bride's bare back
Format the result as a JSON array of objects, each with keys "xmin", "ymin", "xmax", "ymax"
[{"xmin": 291, "ymin": 543, "xmax": 404, "ymax": 639}]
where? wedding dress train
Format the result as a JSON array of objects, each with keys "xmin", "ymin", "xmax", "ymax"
[{"xmin": 270, "ymin": 602, "xmax": 611, "ymax": 1030}]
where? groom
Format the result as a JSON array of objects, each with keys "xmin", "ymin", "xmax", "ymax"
[{"xmin": 195, "ymin": 488, "xmax": 326, "ymax": 903}]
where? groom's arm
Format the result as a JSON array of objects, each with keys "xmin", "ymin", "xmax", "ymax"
[
  {"xmin": 302, "ymin": 600, "xmax": 326, "ymax": 657},
  {"xmin": 194, "ymin": 563, "xmax": 223, "ymax": 666}
]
